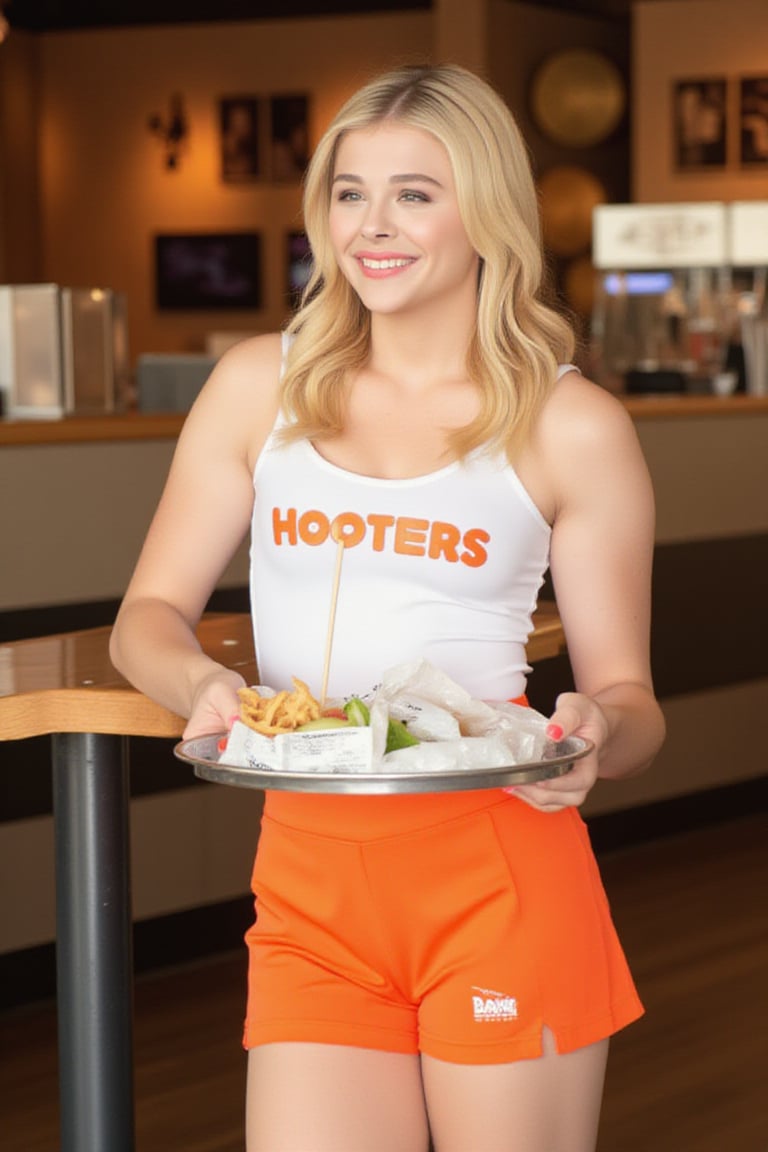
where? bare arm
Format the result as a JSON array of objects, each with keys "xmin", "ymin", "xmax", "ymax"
[
  {"xmin": 512, "ymin": 374, "xmax": 666, "ymax": 811},
  {"xmin": 109, "ymin": 333, "xmax": 283, "ymax": 736}
]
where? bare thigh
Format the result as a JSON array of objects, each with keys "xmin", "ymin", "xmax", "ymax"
[
  {"xmin": 422, "ymin": 1028, "xmax": 609, "ymax": 1152},
  {"xmin": 246, "ymin": 1043, "xmax": 431, "ymax": 1152}
]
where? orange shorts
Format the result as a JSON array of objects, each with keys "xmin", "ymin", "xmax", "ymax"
[{"xmin": 242, "ymin": 787, "xmax": 643, "ymax": 1063}]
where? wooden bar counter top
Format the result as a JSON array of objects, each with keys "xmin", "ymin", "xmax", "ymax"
[
  {"xmin": 1, "ymin": 392, "xmax": 767, "ymax": 447},
  {"xmin": 0, "ymin": 605, "xmax": 565, "ymax": 741}
]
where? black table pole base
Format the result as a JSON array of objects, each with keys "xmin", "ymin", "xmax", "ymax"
[{"xmin": 53, "ymin": 732, "xmax": 136, "ymax": 1152}]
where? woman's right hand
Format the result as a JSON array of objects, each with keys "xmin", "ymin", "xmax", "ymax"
[{"xmin": 183, "ymin": 666, "xmax": 247, "ymax": 740}]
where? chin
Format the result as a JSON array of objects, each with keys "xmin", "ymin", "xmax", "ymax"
[{"xmin": 354, "ymin": 287, "xmax": 416, "ymax": 315}]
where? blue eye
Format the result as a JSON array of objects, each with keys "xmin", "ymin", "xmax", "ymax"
[
  {"xmin": 399, "ymin": 189, "xmax": 429, "ymax": 203},
  {"xmin": 336, "ymin": 189, "xmax": 362, "ymax": 202}
]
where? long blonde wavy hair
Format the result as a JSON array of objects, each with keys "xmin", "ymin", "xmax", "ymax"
[{"xmin": 280, "ymin": 63, "xmax": 575, "ymax": 462}]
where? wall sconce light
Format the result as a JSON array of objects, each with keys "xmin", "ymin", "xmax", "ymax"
[{"xmin": 148, "ymin": 93, "xmax": 188, "ymax": 170}]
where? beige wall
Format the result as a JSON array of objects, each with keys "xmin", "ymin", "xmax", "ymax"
[
  {"xmin": 0, "ymin": 1, "xmax": 631, "ymax": 370},
  {"xmin": 0, "ymin": 439, "xmax": 247, "ymax": 610},
  {"xmin": 434, "ymin": 0, "xmax": 489, "ymax": 71},
  {"xmin": 633, "ymin": 0, "xmax": 768, "ymax": 202},
  {"xmin": 0, "ymin": 31, "xmax": 41, "ymax": 282},
  {"xmin": 21, "ymin": 13, "xmax": 431, "ymax": 361},
  {"xmin": 634, "ymin": 412, "xmax": 768, "ymax": 544},
  {"xmin": 4, "ymin": 0, "xmax": 767, "ymax": 359},
  {"xmin": 0, "ymin": 785, "xmax": 265, "ymax": 953}
]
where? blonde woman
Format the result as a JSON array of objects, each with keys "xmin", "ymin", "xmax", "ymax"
[{"xmin": 111, "ymin": 64, "xmax": 665, "ymax": 1151}]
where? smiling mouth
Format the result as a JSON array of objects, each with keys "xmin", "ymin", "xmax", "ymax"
[{"xmin": 357, "ymin": 256, "xmax": 416, "ymax": 271}]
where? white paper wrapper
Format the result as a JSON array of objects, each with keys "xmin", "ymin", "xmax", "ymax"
[
  {"xmin": 223, "ymin": 721, "xmax": 375, "ymax": 774},
  {"xmin": 219, "ymin": 659, "xmax": 550, "ymax": 775}
]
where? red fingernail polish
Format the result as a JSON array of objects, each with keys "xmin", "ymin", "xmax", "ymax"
[{"xmin": 546, "ymin": 723, "xmax": 564, "ymax": 741}]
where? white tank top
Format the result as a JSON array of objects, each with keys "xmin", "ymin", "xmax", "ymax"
[{"xmin": 249, "ymin": 367, "xmax": 572, "ymax": 702}]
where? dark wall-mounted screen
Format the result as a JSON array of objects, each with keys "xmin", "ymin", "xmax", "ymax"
[{"xmin": 155, "ymin": 233, "xmax": 262, "ymax": 310}]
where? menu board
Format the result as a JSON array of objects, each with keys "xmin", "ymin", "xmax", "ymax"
[{"xmin": 592, "ymin": 202, "xmax": 727, "ymax": 269}]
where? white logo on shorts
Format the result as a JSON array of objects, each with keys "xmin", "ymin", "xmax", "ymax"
[{"xmin": 471, "ymin": 985, "xmax": 518, "ymax": 1023}]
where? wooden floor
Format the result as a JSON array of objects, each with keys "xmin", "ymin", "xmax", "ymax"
[{"xmin": 3, "ymin": 811, "xmax": 767, "ymax": 1152}]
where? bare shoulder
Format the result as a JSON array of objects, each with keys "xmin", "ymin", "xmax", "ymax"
[
  {"xmin": 178, "ymin": 332, "xmax": 284, "ymax": 464},
  {"xmin": 540, "ymin": 369, "xmax": 637, "ymax": 449},
  {"xmin": 199, "ymin": 331, "xmax": 283, "ymax": 407},
  {"xmin": 535, "ymin": 369, "xmax": 645, "ymax": 477},
  {"xmin": 527, "ymin": 369, "xmax": 651, "ymax": 519}
]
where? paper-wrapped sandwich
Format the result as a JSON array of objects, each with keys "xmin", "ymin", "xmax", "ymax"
[{"xmin": 219, "ymin": 659, "xmax": 552, "ymax": 776}]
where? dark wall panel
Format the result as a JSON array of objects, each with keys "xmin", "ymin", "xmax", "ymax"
[{"xmin": 532, "ymin": 532, "xmax": 768, "ymax": 707}]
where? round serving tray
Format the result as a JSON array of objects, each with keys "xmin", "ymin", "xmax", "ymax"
[{"xmin": 174, "ymin": 734, "xmax": 593, "ymax": 795}]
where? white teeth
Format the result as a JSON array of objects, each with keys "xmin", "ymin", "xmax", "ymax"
[{"xmin": 359, "ymin": 257, "xmax": 412, "ymax": 269}]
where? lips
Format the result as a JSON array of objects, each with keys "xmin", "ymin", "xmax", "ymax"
[{"xmin": 354, "ymin": 252, "xmax": 418, "ymax": 276}]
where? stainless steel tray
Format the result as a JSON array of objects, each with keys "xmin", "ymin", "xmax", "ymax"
[{"xmin": 174, "ymin": 733, "xmax": 593, "ymax": 795}]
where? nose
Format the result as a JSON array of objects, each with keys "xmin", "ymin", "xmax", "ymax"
[
  {"xmin": 360, "ymin": 221, "xmax": 395, "ymax": 240},
  {"xmin": 360, "ymin": 200, "xmax": 396, "ymax": 240}
]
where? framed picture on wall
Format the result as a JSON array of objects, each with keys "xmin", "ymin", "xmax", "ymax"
[
  {"xmin": 219, "ymin": 96, "xmax": 262, "ymax": 182},
  {"xmin": 155, "ymin": 233, "xmax": 262, "ymax": 310},
  {"xmin": 286, "ymin": 230, "xmax": 314, "ymax": 308},
  {"xmin": 739, "ymin": 77, "xmax": 768, "ymax": 166},
  {"xmin": 672, "ymin": 78, "xmax": 727, "ymax": 170},
  {"xmin": 269, "ymin": 94, "xmax": 310, "ymax": 181}
]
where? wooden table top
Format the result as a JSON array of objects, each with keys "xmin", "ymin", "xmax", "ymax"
[{"xmin": 0, "ymin": 606, "xmax": 565, "ymax": 742}]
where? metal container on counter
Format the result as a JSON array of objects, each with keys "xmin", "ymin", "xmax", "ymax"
[{"xmin": 0, "ymin": 283, "xmax": 129, "ymax": 419}]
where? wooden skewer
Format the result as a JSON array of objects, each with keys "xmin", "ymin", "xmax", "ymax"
[{"xmin": 320, "ymin": 529, "xmax": 346, "ymax": 707}]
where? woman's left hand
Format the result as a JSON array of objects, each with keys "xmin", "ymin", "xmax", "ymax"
[{"xmin": 503, "ymin": 692, "xmax": 608, "ymax": 812}]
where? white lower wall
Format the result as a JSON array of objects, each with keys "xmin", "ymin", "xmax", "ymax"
[
  {"xmin": 0, "ymin": 782, "xmax": 263, "ymax": 954},
  {"xmin": 0, "ymin": 439, "xmax": 248, "ymax": 611}
]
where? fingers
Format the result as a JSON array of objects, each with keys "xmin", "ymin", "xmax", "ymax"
[
  {"xmin": 503, "ymin": 694, "xmax": 603, "ymax": 812},
  {"xmin": 546, "ymin": 693, "xmax": 587, "ymax": 741},
  {"xmin": 503, "ymin": 762, "xmax": 594, "ymax": 811},
  {"xmin": 183, "ymin": 669, "xmax": 246, "ymax": 739},
  {"xmin": 504, "ymin": 778, "xmax": 590, "ymax": 812}
]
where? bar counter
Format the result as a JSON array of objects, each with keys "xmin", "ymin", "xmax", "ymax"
[
  {"xmin": 0, "ymin": 604, "xmax": 567, "ymax": 740},
  {"xmin": 1, "ymin": 392, "xmax": 768, "ymax": 446},
  {"xmin": 0, "ymin": 410, "xmax": 187, "ymax": 445}
]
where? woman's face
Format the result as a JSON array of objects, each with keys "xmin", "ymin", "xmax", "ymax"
[{"xmin": 328, "ymin": 123, "xmax": 479, "ymax": 318}]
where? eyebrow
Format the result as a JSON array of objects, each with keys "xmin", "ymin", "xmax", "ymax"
[{"xmin": 332, "ymin": 172, "xmax": 444, "ymax": 188}]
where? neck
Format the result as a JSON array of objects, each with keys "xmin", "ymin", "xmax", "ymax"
[{"xmin": 368, "ymin": 302, "xmax": 476, "ymax": 386}]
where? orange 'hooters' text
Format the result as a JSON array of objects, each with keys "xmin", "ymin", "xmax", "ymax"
[{"xmin": 272, "ymin": 507, "xmax": 490, "ymax": 568}]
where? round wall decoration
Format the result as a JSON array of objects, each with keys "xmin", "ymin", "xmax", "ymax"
[
  {"xmin": 530, "ymin": 48, "xmax": 626, "ymax": 148},
  {"xmin": 537, "ymin": 164, "xmax": 607, "ymax": 258}
]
